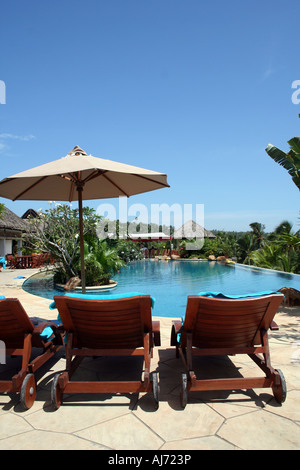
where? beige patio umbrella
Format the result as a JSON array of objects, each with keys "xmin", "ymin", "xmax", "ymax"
[{"xmin": 0, "ymin": 145, "xmax": 170, "ymax": 292}]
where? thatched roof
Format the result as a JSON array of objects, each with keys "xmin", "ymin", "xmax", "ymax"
[
  {"xmin": 173, "ymin": 220, "xmax": 216, "ymax": 239},
  {"xmin": 0, "ymin": 207, "xmax": 29, "ymax": 232}
]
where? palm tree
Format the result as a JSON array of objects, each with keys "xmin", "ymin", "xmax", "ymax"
[
  {"xmin": 274, "ymin": 220, "xmax": 293, "ymax": 235},
  {"xmin": 265, "ymin": 137, "xmax": 300, "ymax": 190},
  {"xmin": 250, "ymin": 242, "xmax": 299, "ymax": 273},
  {"xmin": 236, "ymin": 233, "xmax": 256, "ymax": 264},
  {"xmin": 249, "ymin": 222, "xmax": 265, "ymax": 249},
  {"xmin": 274, "ymin": 220, "xmax": 299, "ymax": 266},
  {"xmin": 250, "ymin": 220, "xmax": 300, "ymax": 273},
  {"xmin": 81, "ymin": 238, "xmax": 125, "ymax": 286},
  {"xmin": 250, "ymin": 243, "xmax": 281, "ymax": 270}
]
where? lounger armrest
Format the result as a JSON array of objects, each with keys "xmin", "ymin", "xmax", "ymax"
[
  {"xmin": 152, "ymin": 321, "xmax": 161, "ymax": 346},
  {"xmin": 170, "ymin": 320, "xmax": 183, "ymax": 346},
  {"xmin": 32, "ymin": 321, "xmax": 65, "ymax": 345},
  {"xmin": 32, "ymin": 321, "xmax": 59, "ymax": 335},
  {"xmin": 270, "ymin": 320, "xmax": 279, "ymax": 331}
]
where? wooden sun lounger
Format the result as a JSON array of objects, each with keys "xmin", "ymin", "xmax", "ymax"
[
  {"xmin": 170, "ymin": 294, "xmax": 286, "ymax": 408},
  {"xmin": 0, "ymin": 298, "xmax": 64, "ymax": 409},
  {"xmin": 51, "ymin": 295, "xmax": 160, "ymax": 409}
]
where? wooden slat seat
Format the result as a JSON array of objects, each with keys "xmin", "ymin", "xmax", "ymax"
[
  {"xmin": 0, "ymin": 298, "xmax": 64, "ymax": 409},
  {"xmin": 51, "ymin": 294, "xmax": 160, "ymax": 409},
  {"xmin": 170, "ymin": 294, "xmax": 287, "ymax": 408}
]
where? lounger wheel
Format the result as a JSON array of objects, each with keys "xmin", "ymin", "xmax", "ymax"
[
  {"xmin": 152, "ymin": 372, "xmax": 159, "ymax": 409},
  {"xmin": 20, "ymin": 373, "xmax": 37, "ymax": 410},
  {"xmin": 180, "ymin": 373, "xmax": 188, "ymax": 409},
  {"xmin": 51, "ymin": 373, "xmax": 63, "ymax": 410},
  {"xmin": 272, "ymin": 369, "xmax": 287, "ymax": 404}
]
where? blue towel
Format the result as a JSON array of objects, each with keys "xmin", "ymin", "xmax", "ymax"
[
  {"xmin": 49, "ymin": 291, "xmax": 156, "ymax": 310},
  {"xmin": 39, "ymin": 327, "xmax": 53, "ymax": 341},
  {"xmin": 36, "ymin": 320, "xmax": 62, "ymax": 341},
  {"xmin": 197, "ymin": 290, "xmax": 278, "ymax": 299}
]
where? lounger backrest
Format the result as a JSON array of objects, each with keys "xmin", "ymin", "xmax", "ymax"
[
  {"xmin": 54, "ymin": 295, "xmax": 153, "ymax": 349},
  {"xmin": 0, "ymin": 298, "xmax": 34, "ymax": 348},
  {"xmin": 183, "ymin": 294, "xmax": 283, "ymax": 348}
]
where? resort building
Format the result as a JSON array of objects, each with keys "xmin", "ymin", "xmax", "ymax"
[{"xmin": 0, "ymin": 207, "xmax": 29, "ymax": 258}]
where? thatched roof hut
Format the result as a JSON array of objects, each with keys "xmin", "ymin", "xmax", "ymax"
[
  {"xmin": 0, "ymin": 207, "xmax": 29, "ymax": 257},
  {"xmin": 173, "ymin": 220, "xmax": 216, "ymax": 240},
  {"xmin": 0, "ymin": 207, "xmax": 29, "ymax": 234}
]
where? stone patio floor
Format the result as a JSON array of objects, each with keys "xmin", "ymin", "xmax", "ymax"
[{"xmin": 0, "ymin": 268, "xmax": 299, "ymax": 450}]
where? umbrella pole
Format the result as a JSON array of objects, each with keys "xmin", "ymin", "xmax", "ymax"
[{"xmin": 77, "ymin": 184, "xmax": 86, "ymax": 294}]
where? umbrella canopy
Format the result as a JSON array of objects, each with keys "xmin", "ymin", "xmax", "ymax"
[
  {"xmin": 0, "ymin": 146, "xmax": 169, "ymax": 201},
  {"xmin": 0, "ymin": 146, "xmax": 170, "ymax": 292}
]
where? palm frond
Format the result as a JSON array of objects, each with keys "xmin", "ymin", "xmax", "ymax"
[
  {"xmin": 265, "ymin": 141, "xmax": 300, "ymax": 190},
  {"xmin": 265, "ymin": 143, "xmax": 295, "ymax": 172}
]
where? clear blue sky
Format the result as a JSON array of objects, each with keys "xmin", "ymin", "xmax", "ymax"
[{"xmin": 0, "ymin": 0, "xmax": 299, "ymax": 232}]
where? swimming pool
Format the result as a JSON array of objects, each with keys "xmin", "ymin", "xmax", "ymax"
[{"xmin": 23, "ymin": 260, "xmax": 300, "ymax": 318}]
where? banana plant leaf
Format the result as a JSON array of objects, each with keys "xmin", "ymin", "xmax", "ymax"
[{"xmin": 265, "ymin": 140, "xmax": 300, "ymax": 190}]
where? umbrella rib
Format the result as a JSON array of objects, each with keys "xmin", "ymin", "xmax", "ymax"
[
  {"xmin": 60, "ymin": 173, "xmax": 81, "ymax": 201},
  {"xmin": 11, "ymin": 175, "xmax": 49, "ymax": 200},
  {"xmin": 0, "ymin": 178, "xmax": 15, "ymax": 187},
  {"xmin": 83, "ymin": 169, "xmax": 107, "ymax": 184},
  {"xmin": 68, "ymin": 180, "xmax": 75, "ymax": 202},
  {"xmin": 132, "ymin": 173, "xmax": 170, "ymax": 188},
  {"xmin": 101, "ymin": 173, "xmax": 130, "ymax": 197}
]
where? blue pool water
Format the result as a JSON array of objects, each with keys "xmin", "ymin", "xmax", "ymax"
[{"xmin": 23, "ymin": 260, "xmax": 300, "ymax": 318}]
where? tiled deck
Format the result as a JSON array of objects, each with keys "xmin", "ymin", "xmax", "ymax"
[{"xmin": 0, "ymin": 268, "xmax": 299, "ymax": 450}]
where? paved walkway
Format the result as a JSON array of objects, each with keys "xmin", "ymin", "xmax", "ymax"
[{"xmin": 0, "ymin": 268, "xmax": 299, "ymax": 450}]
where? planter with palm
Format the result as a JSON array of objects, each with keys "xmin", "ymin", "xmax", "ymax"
[{"xmin": 78, "ymin": 238, "xmax": 125, "ymax": 286}]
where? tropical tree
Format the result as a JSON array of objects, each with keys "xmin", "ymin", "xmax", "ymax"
[
  {"xmin": 250, "ymin": 220, "xmax": 300, "ymax": 273},
  {"xmin": 236, "ymin": 233, "xmax": 256, "ymax": 264},
  {"xmin": 250, "ymin": 242, "xmax": 299, "ymax": 273},
  {"xmin": 265, "ymin": 137, "xmax": 300, "ymax": 190},
  {"xmin": 25, "ymin": 203, "xmax": 101, "ymax": 281},
  {"xmin": 249, "ymin": 222, "xmax": 265, "ymax": 249},
  {"xmin": 250, "ymin": 243, "xmax": 282, "ymax": 270},
  {"xmin": 274, "ymin": 220, "xmax": 293, "ymax": 235}
]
